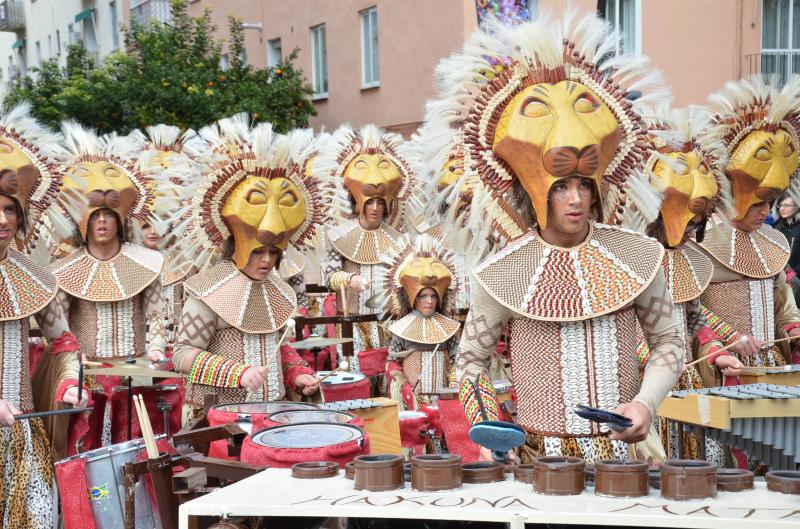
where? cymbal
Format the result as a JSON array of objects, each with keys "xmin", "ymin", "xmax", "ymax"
[
  {"xmin": 290, "ymin": 336, "xmax": 354, "ymax": 349},
  {"xmin": 85, "ymin": 364, "xmax": 181, "ymax": 379},
  {"xmin": 364, "ymin": 293, "xmax": 384, "ymax": 310}
]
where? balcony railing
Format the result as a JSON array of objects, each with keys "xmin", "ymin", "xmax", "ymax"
[
  {"xmin": 0, "ymin": 0, "xmax": 25, "ymax": 32},
  {"xmin": 130, "ymin": 0, "xmax": 172, "ymax": 28},
  {"xmin": 747, "ymin": 51, "xmax": 800, "ymax": 83}
]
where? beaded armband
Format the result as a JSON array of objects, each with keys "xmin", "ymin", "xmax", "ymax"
[
  {"xmin": 701, "ymin": 307, "xmax": 740, "ymax": 344},
  {"xmin": 458, "ymin": 373, "xmax": 500, "ymax": 425},
  {"xmin": 784, "ymin": 322, "xmax": 800, "ymax": 334},
  {"xmin": 188, "ymin": 351, "xmax": 249, "ymax": 388}
]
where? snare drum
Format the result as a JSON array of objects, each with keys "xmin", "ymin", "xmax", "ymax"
[
  {"xmin": 319, "ymin": 371, "xmax": 371, "ymax": 402},
  {"xmin": 207, "ymin": 401, "xmax": 320, "ymax": 460},
  {"xmin": 357, "ymin": 347, "xmax": 389, "ymax": 376},
  {"xmin": 109, "ymin": 385, "xmax": 182, "ymax": 444},
  {"xmin": 398, "ymin": 410, "xmax": 429, "ymax": 448},
  {"xmin": 55, "ymin": 438, "xmax": 159, "ymax": 529},
  {"xmin": 241, "ymin": 422, "xmax": 370, "ymax": 468},
  {"xmin": 266, "ymin": 409, "xmax": 361, "ymax": 429}
]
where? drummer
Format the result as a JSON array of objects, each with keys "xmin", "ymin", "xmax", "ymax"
[
  {"xmin": 377, "ymin": 235, "xmax": 461, "ymax": 411},
  {"xmin": 173, "ymin": 125, "xmax": 324, "ymax": 421},
  {"xmin": 315, "ymin": 124, "xmax": 420, "ymax": 371},
  {"xmin": 0, "ymin": 106, "xmax": 86, "ymax": 527}
]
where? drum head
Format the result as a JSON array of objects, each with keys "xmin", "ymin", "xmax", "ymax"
[
  {"xmin": 211, "ymin": 401, "xmax": 319, "ymax": 414},
  {"xmin": 251, "ymin": 423, "xmax": 363, "ymax": 449},
  {"xmin": 268, "ymin": 410, "xmax": 354, "ymax": 424},
  {"xmin": 317, "ymin": 372, "xmax": 366, "ymax": 384}
]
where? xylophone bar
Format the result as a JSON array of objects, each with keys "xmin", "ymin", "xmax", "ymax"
[{"xmin": 686, "ymin": 416, "xmax": 800, "ymax": 470}]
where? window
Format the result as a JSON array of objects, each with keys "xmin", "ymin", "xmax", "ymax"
[
  {"xmin": 360, "ymin": 7, "xmax": 379, "ymax": 87},
  {"xmin": 68, "ymin": 24, "xmax": 77, "ymax": 45},
  {"xmin": 267, "ymin": 38, "xmax": 282, "ymax": 68},
  {"xmin": 47, "ymin": 35, "xmax": 52, "ymax": 57},
  {"xmin": 311, "ymin": 24, "xmax": 328, "ymax": 97},
  {"xmin": 762, "ymin": 0, "xmax": 800, "ymax": 81},
  {"xmin": 220, "ymin": 53, "xmax": 230, "ymax": 71},
  {"xmin": 110, "ymin": 1, "xmax": 119, "ymax": 50},
  {"xmin": 56, "ymin": 30, "xmax": 61, "ymax": 54},
  {"xmin": 598, "ymin": 0, "xmax": 639, "ymax": 55},
  {"xmin": 34, "ymin": 41, "xmax": 40, "ymax": 65}
]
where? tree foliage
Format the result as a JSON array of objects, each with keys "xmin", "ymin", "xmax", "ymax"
[{"xmin": 5, "ymin": 0, "xmax": 315, "ymax": 133}]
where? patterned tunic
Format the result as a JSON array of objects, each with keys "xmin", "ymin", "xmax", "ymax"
[{"xmin": 457, "ymin": 223, "xmax": 684, "ymax": 463}]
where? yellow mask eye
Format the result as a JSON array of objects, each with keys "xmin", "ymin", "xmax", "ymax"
[
  {"xmin": 354, "ymin": 159, "xmax": 368, "ymax": 170},
  {"xmin": 247, "ymin": 190, "xmax": 267, "ymax": 205},
  {"xmin": 278, "ymin": 191, "xmax": 297, "ymax": 207},
  {"xmin": 755, "ymin": 147, "xmax": 771, "ymax": 162},
  {"xmin": 378, "ymin": 158, "xmax": 392, "ymax": 170},
  {"xmin": 573, "ymin": 95, "xmax": 599, "ymax": 114},
  {"xmin": 105, "ymin": 169, "xmax": 121, "ymax": 178},
  {"xmin": 520, "ymin": 98, "xmax": 550, "ymax": 118}
]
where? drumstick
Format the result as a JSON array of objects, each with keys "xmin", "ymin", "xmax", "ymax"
[
  {"xmin": 340, "ymin": 286, "xmax": 349, "ymax": 318},
  {"xmin": 134, "ymin": 395, "xmax": 158, "ymax": 459},
  {"xmin": 316, "ymin": 360, "xmax": 349, "ymax": 383},
  {"xmin": 685, "ymin": 334, "xmax": 800, "ymax": 368}
]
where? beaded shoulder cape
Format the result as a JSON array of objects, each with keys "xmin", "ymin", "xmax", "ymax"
[
  {"xmin": 388, "ymin": 311, "xmax": 460, "ymax": 346},
  {"xmin": 328, "ymin": 220, "xmax": 401, "ymax": 265},
  {"xmin": 473, "ymin": 223, "xmax": 664, "ymax": 322},
  {"xmin": 52, "ymin": 243, "xmax": 163, "ymax": 302},
  {"xmin": 698, "ymin": 215, "xmax": 789, "ymax": 279},
  {"xmin": 0, "ymin": 248, "xmax": 58, "ymax": 321},
  {"xmin": 663, "ymin": 243, "xmax": 714, "ymax": 304},
  {"xmin": 184, "ymin": 260, "xmax": 296, "ymax": 334}
]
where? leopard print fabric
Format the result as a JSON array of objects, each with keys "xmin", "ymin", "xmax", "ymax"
[
  {"xmin": 0, "ymin": 418, "xmax": 53, "ymax": 529},
  {"xmin": 519, "ymin": 431, "xmax": 628, "ymax": 464}
]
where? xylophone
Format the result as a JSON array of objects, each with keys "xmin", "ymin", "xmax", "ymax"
[
  {"xmin": 658, "ymin": 383, "xmax": 800, "ymax": 469},
  {"xmin": 739, "ymin": 364, "xmax": 800, "ymax": 386},
  {"xmin": 320, "ymin": 397, "xmax": 402, "ymax": 454}
]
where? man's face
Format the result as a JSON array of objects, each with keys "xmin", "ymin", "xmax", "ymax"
[
  {"xmin": 544, "ymin": 177, "xmax": 595, "ymax": 238},
  {"xmin": 241, "ymin": 245, "xmax": 281, "ymax": 281},
  {"xmin": 0, "ymin": 194, "xmax": 19, "ymax": 251},
  {"xmin": 88, "ymin": 208, "xmax": 120, "ymax": 245},
  {"xmin": 736, "ymin": 201, "xmax": 770, "ymax": 232},
  {"xmin": 360, "ymin": 198, "xmax": 386, "ymax": 229}
]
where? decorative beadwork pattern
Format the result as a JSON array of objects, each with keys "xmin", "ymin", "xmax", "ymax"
[
  {"xmin": 560, "ymin": 321, "xmax": 590, "ymax": 435},
  {"xmin": 188, "ymin": 351, "xmax": 248, "ymax": 388},
  {"xmin": 1, "ymin": 320, "xmax": 21, "ymax": 406},
  {"xmin": 388, "ymin": 312, "xmax": 460, "ymax": 345},
  {"xmin": 663, "ymin": 244, "xmax": 713, "ymax": 303},
  {"xmin": 458, "ymin": 374, "xmax": 500, "ymax": 425},
  {"xmin": 700, "ymin": 216, "xmax": 789, "ymax": 278},
  {"xmin": 328, "ymin": 221, "xmax": 401, "ymax": 265},
  {"xmin": 52, "ymin": 244, "xmax": 163, "ymax": 302},
  {"xmin": 475, "ymin": 223, "xmax": 663, "ymax": 321}
]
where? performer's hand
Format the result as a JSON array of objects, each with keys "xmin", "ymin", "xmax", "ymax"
[
  {"xmin": 61, "ymin": 386, "xmax": 89, "ymax": 408},
  {"xmin": 147, "ymin": 350, "xmax": 166, "ymax": 363},
  {"xmin": 0, "ymin": 399, "xmax": 20, "ymax": 427},
  {"xmin": 349, "ymin": 275, "xmax": 370, "ymax": 292},
  {"xmin": 714, "ymin": 355, "xmax": 743, "ymax": 377},
  {"xmin": 240, "ymin": 366, "xmax": 267, "ymax": 391},
  {"xmin": 294, "ymin": 374, "xmax": 320, "ymax": 395},
  {"xmin": 727, "ymin": 335, "xmax": 762, "ymax": 356},
  {"xmin": 609, "ymin": 401, "xmax": 651, "ymax": 443}
]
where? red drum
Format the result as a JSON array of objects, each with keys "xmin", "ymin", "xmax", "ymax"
[
  {"xmin": 241, "ymin": 423, "xmax": 370, "ymax": 468},
  {"xmin": 110, "ymin": 385, "xmax": 183, "ymax": 444},
  {"xmin": 265, "ymin": 409, "xmax": 363, "ymax": 429},
  {"xmin": 206, "ymin": 401, "xmax": 319, "ymax": 460},
  {"xmin": 398, "ymin": 410, "xmax": 429, "ymax": 448},
  {"xmin": 421, "ymin": 403, "xmax": 443, "ymax": 437},
  {"xmin": 357, "ymin": 347, "xmax": 389, "ymax": 376},
  {"xmin": 319, "ymin": 371, "xmax": 371, "ymax": 402}
]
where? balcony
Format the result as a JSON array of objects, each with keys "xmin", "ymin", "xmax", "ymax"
[
  {"xmin": 747, "ymin": 51, "xmax": 800, "ymax": 83},
  {"xmin": 130, "ymin": 0, "xmax": 172, "ymax": 28},
  {"xmin": 0, "ymin": 0, "xmax": 25, "ymax": 32}
]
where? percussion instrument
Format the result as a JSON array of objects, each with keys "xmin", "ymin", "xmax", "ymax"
[
  {"xmin": 109, "ymin": 384, "xmax": 182, "ymax": 444},
  {"xmin": 658, "ymin": 383, "xmax": 800, "ymax": 469},
  {"xmin": 739, "ymin": 364, "xmax": 800, "ymax": 386},
  {"xmin": 291, "ymin": 336, "xmax": 354, "ymax": 349},
  {"xmin": 267, "ymin": 409, "xmax": 358, "ymax": 426},
  {"xmin": 318, "ymin": 397, "xmax": 402, "ymax": 455},
  {"xmin": 319, "ymin": 371, "xmax": 371, "ymax": 402},
  {"xmin": 436, "ymin": 379, "xmax": 514, "ymax": 402},
  {"xmin": 241, "ymin": 422, "xmax": 370, "ymax": 468},
  {"xmin": 357, "ymin": 347, "xmax": 389, "ymax": 376},
  {"xmin": 85, "ymin": 362, "xmax": 180, "ymax": 379},
  {"xmin": 207, "ymin": 401, "xmax": 320, "ymax": 460},
  {"xmin": 55, "ymin": 438, "xmax": 161, "ymax": 529},
  {"xmin": 398, "ymin": 410, "xmax": 429, "ymax": 448}
]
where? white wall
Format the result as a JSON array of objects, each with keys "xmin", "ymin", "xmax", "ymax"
[{"xmin": 0, "ymin": 0, "xmax": 128, "ymax": 87}]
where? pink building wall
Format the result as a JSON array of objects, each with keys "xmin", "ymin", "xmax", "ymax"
[{"xmin": 188, "ymin": 0, "xmax": 765, "ymax": 132}]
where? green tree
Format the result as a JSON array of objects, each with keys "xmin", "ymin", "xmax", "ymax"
[{"xmin": 4, "ymin": 0, "xmax": 315, "ymax": 134}]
